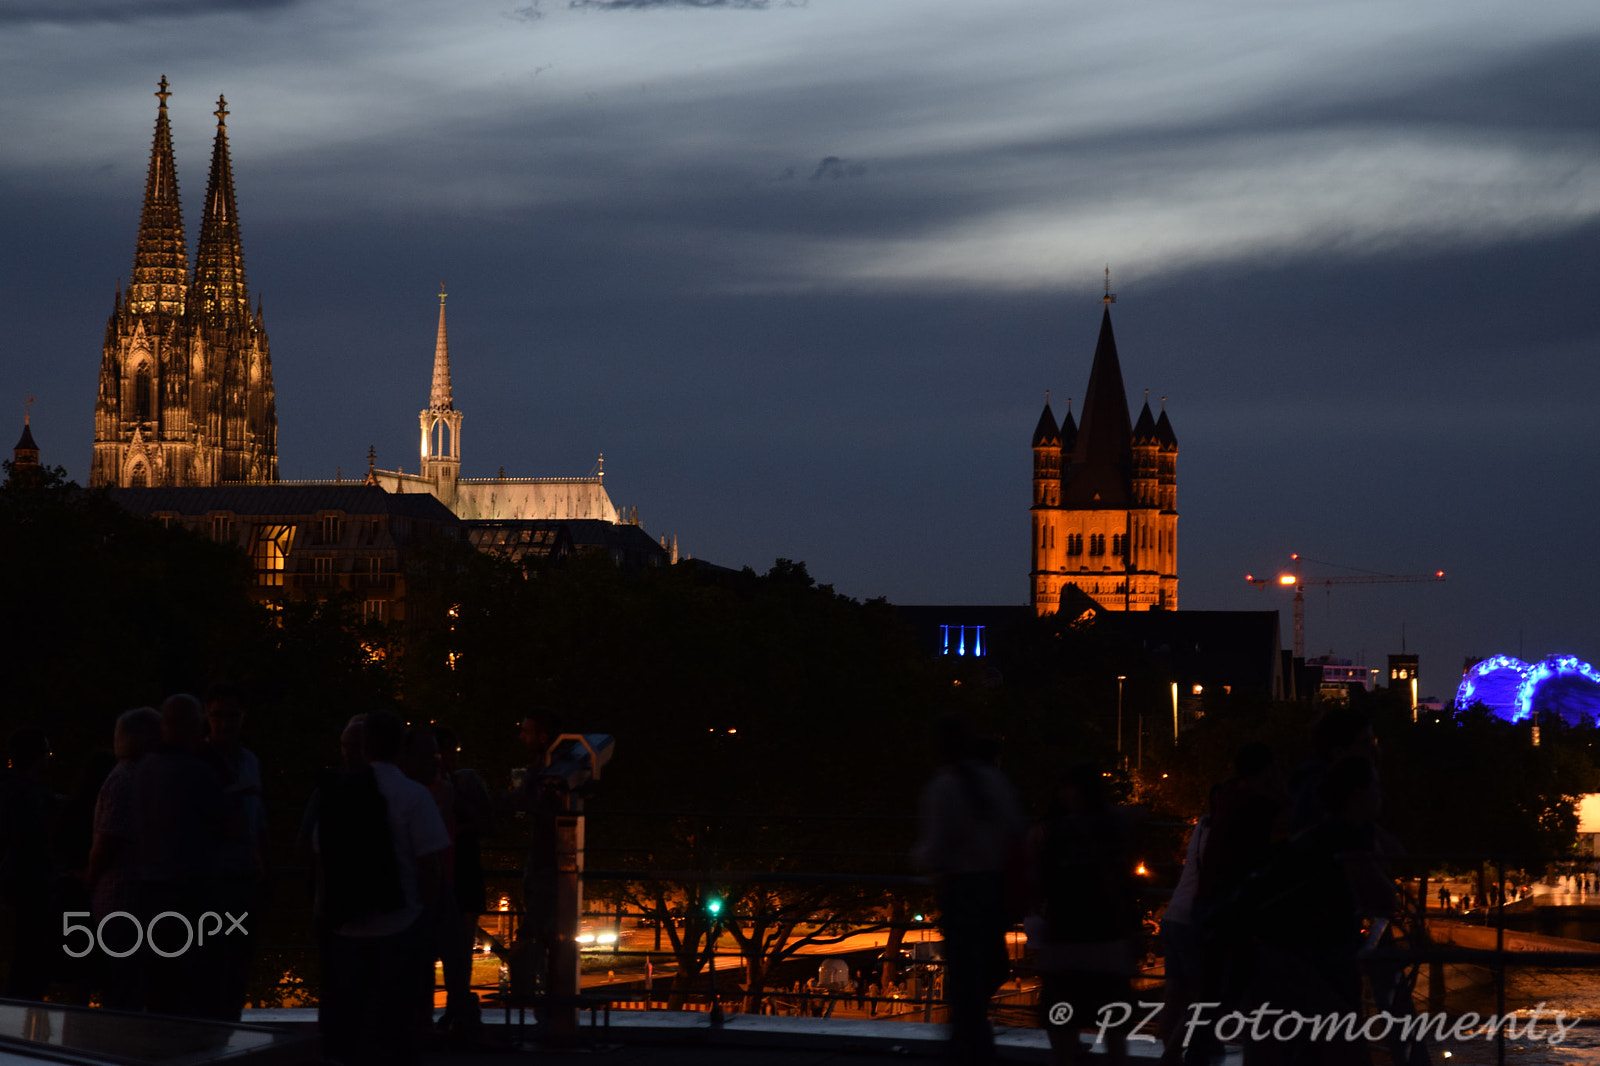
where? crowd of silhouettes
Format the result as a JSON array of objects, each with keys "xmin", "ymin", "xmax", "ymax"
[
  {"xmin": 914, "ymin": 706, "xmax": 1402, "ymax": 1066},
  {"xmin": 0, "ymin": 686, "xmax": 268, "ymax": 1018}
]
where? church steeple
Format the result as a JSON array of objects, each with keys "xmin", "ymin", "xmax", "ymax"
[
  {"xmin": 1063, "ymin": 307, "xmax": 1133, "ymax": 507},
  {"xmin": 126, "ymin": 76, "xmax": 187, "ymax": 318},
  {"xmin": 191, "ymin": 95, "xmax": 249, "ymax": 324},
  {"xmin": 430, "ymin": 284, "xmax": 454, "ymax": 411},
  {"xmin": 419, "ymin": 287, "xmax": 464, "ymax": 505}
]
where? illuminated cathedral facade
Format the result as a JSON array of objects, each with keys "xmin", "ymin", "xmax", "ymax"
[
  {"xmin": 91, "ymin": 78, "xmax": 276, "ymax": 488},
  {"xmin": 1030, "ymin": 296, "xmax": 1177, "ymax": 615}
]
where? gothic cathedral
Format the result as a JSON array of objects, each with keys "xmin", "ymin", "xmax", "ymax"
[
  {"xmin": 1031, "ymin": 295, "xmax": 1177, "ymax": 615},
  {"xmin": 91, "ymin": 78, "xmax": 277, "ymax": 488}
]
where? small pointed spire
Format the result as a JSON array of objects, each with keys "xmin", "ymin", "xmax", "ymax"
[
  {"xmin": 365, "ymin": 445, "xmax": 377, "ymax": 485},
  {"xmin": 429, "ymin": 284, "xmax": 453, "ymax": 410},
  {"xmin": 1103, "ymin": 264, "xmax": 1116, "ymax": 306}
]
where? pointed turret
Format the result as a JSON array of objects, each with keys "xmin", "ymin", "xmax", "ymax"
[
  {"xmin": 1059, "ymin": 397, "xmax": 1077, "ymax": 454},
  {"xmin": 1031, "ymin": 401, "xmax": 1059, "ymax": 447},
  {"xmin": 191, "ymin": 95, "xmax": 249, "ymax": 324},
  {"xmin": 430, "ymin": 287, "xmax": 454, "ymax": 411},
  {"xmin": 126, "ymin": 76, "xmax": 187, "ymax": 318},
  {"xmin": 1063, "ymin": 307, "xmax": 1132, "ymax": 507},
  {"xmin": 1155, "ymin": 405, "xmax": 1177, "ymax": 449},
  {"xmin": 14, "ymin": 416, "xmax": 39, "ymax": 466},
  {"xmin": 1133, "ymin": 394, "xmax": 1157, "ymax": 443}
]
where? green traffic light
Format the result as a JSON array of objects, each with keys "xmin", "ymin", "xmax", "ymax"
[{"xmin": 706, "ymin": 897, "xmax": 722, "ymax": 916}]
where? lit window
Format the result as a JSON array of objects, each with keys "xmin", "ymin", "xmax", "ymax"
[
  {"xmin": 363, "ymin": 599, "xmax": 390, "ymax": 623},
  {"xmin": 319, "ymin": 515, "xmax": 344, "ymax": 545},
  {"xmin": 252, "ymin": 525, "xmax": 295, "ymax": 586}
]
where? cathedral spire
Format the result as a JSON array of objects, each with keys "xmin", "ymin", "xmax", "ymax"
[
  {"xmin": 191, "ymin": 94, "xmax": 249, "ymax": 324},
  {"xmin": 127, "ymin": 76, "xmax": 187, "ymax": 318},
  {"xmin": 430, "ymin": 285, "xmax": 453, "ymax": 410}
]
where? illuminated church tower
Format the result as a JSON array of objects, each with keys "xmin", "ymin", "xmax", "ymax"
[
  {"xmin": 418, "ymin": 287, "xmax": 463, "ymax": 508},
  {"xmin": 92, "ymin": 79, "xmax": 276, "ymax": 487},
  {"xmin": 1031, "ymin": 285, "xmax": 1177, "ymax": 615}
]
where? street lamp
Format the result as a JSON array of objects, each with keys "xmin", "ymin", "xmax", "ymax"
[{"xmin": 1116, "ymin": 675, "xmax": 1126, "ymax": 755}]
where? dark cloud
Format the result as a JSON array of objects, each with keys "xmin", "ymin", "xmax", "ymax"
[
  {"xmin": 568, "ymin": 0, "xmax": 791, "ymax": 10},
  {"xmin": 0, "ymin": 0, "xmax": 297, "ymax": 24},
  {"xmin": 809, "ymin": 156, "xmax": 867, "ymax": 181}
]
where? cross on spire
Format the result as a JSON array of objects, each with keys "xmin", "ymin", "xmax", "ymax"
[
  {"xmin": 1103, "ymin": 265, "xmax": 1116, "ymax": 306},
  {"xmin": 155, "ymin": 75, "xmax": 171, "ymax": 109},
  {"xmin": 214, "ymin": 95, "xmax": 228, "ymax": 126}
]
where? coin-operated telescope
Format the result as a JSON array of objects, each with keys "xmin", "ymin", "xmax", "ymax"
[{"xmin": 538, "ymin": 733, "xmax": 613, "ymax": 1042}]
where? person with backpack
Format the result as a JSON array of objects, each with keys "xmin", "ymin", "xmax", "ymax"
[
  {"xmin": 912, "ymin": 714, "xmax": 1026, "ymax": 1064},
  {"xmin": 315, "ymin": 710, "xmax": 449, "ymax": 1066}
]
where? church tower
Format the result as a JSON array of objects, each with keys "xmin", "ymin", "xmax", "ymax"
[
  {"xmin": 418, "ymin": 287, "xmax": 463, "ymax": 507},
  {"xmin": 91, "ymin": 80, "xmax": 276, "ymax": 487},
  {"xmin": 1030, "ymin": 285, "xmax": 1178, "ymax": 615}
]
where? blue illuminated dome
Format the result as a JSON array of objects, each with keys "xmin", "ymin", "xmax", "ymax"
[{"xmin": 1454, "ymin": 654, "xmax": 1600, "ymax": 726}]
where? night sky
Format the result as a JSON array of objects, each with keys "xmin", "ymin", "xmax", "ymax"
[{"xmin": 5, "ymin": 0, "xmax": 1599, "ymax": 701}]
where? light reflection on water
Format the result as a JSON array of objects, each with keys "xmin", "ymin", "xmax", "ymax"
[{"xmin": 1409, "ymin": 968, "xmax": 1600, "ymax": 1066}]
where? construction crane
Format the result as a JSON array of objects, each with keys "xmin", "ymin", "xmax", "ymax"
[{"xmin": 1245, "ymin": 554, "xmax": 1446, "ymax": 658}]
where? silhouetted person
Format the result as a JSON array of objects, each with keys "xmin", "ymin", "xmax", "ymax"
[
  {"xmin": 316, "ymin": 710, "xmax": 448, "ymax": 1066},
  {"xmin": 1290, "ymin": 709, "xmax": 1378, "ymax": 834},
  {"xmin": 86, "ymin": 707, "xmax": 161, "ymax": 1010},
  {"xmin": 401, "ymin": 726, "xmax": 462, "ymax": 1041},
  {"xmin": 436, "ymin": 725, "xmax": 491, "ymax": 1040},
  {"xmin": 1030, "ymin": 763, "xmax": 1141, "ymax": 1066},
  {"xmin": 504, "ymin": 709, "xmax": 562, "ymax": 998},
  {"xmin": 1, "ymin": 726, "xmax": 62, "ymax": 999},
  {"xmin": 135, "ymin": 694, "xmax": 225, "ymax": 1017},
  {"xmin": 1238, "ymin": 756, "xmax": 1389, "ymax": 1066},
  {"xmin": 1159, "ymin": 785, "xmax": 1219, "ymax": 1066},
  {"xmin": 203, "ymin": 683, "xmax": 268, "ymax": 1020},
  {"xmin": 912, "ymin": 713, "xmax": 1025, "ymax": 1064}
]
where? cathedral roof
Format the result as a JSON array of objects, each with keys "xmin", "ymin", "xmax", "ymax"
[
  {"xmin": 1155, "ymin": 406, "xmax": 1177, "ymax": 449},
  {"xmin": 127, "ymin": 76, "xmax": 187, "ymax": 318},
  {"xmin": 14, "ymin": 420, "xmax": 38, "ymax": 456},
  {"xmin": 108, "ymin": 485, "xmax": 458, "ymax": 522},
  {"xmin": 1031, "ymin": 402, "xmax": 1060, "ymax": 448},
  {"xmin": 1132, "ymin": 398, "xmax": 1157, "ymax": 444},
  {"xmin": 191, "ymin": 96, "xmax": 250, "ymax": 325},
  {"xmin": 1062, "ymin": 307, "xmax": 1132, "ymax": 508},
  {"xmin": 1059, "ymin": 400, "xmax": 1077, "ymax": 454}
]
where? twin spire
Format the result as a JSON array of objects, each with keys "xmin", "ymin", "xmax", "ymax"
[{"xmin": 128, "ymin": 77, "xmax": 250, "ymax": 326}]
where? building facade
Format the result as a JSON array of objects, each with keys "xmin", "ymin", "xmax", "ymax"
[
  {"xmin": 92, "ymin": 79, "xmax": 277, "ymax": 489},
  {"xmin": 1031, "ymin": 300, "xmax": 1177, "ymax": 615},
  {"xmin": 108, "ymin": 485, "xmax": 457, "ymax": 625}
]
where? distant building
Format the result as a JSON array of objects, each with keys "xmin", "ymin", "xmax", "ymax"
[
  {"xmin": 92, "ymin": 79, "xmax": 277, "ymax": 489},
  {"xmin": 108, "ymin": 485, "xmax": 459, "ymax": 626},
  {"xmin": 1031, "ymin": 291, "xmax": 1177, "ymax": 615},
  {"xmin": 1388, "ymin": 652, "xmax": 1420, "ymax": 715}
]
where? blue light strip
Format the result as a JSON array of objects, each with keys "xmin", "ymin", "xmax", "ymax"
[
  {"xmin": 1453, "ymin": 654, "xmax": 1529, "ymax": 714},
  {"xmin": 1514, "ymin": 655, "xmax": 1600, "ymax": 722}
]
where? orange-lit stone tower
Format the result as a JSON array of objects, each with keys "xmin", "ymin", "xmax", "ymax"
[
  {"xmin": 1030, "ymin": 288, "xmax": 1177, "ymax": 615},
  {"xmin": 92, "ymin": 79, "xmax": 277, "ymax": 487}
]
